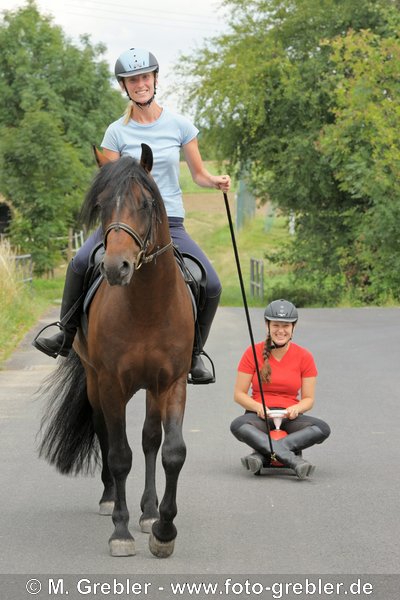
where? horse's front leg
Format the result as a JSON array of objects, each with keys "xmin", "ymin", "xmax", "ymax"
[
  {"xmin": 101, "ymin": 388, "xmax": 135, "ymax": 557},
  {"xmin": 149, "ymin": 381, "xmax": 187, "ymax": 558},
  {"xmin": 139, "ymin": 391, "xmax": 162, "ymax": 533}
]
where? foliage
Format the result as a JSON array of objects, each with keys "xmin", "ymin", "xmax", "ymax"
[
  {"xmin": 0, "ymin": 1, "xmax": 125, "ymax": 273},
  {"xmin": 177, "ymin": 0, "xmax": 400, "ymax": 304},
  {"xmin": 319, "ymin": 28, "xmax": 400, "ymax": 300}
]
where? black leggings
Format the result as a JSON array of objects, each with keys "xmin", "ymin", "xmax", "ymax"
[{"xmin": 231, "ymin": 410, "xmax": 331, "ymax": 443}]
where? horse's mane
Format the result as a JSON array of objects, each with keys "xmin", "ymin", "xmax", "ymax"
[{"xmin": 80, "ymin": 156, "xmax": 165, "ymax": 231}]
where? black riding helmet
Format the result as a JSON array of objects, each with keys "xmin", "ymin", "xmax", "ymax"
[{"xmin": 264, "ymin": 299, "xmax": 298, "ymax": 323}]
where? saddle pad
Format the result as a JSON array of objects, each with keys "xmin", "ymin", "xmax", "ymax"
[
  {"xmin": 81, "ymin": 251, "xmax": 201, "ymax": 319},
  {"xmin": 83, "ymin": 275, "xmax": 103, "ymax": 316}
]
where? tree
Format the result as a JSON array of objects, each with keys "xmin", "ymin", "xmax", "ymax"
[
  {"xmin": 319, "ymin": 29, "xmax": 400, "ymax": 300},
  {"xmin": 177, "ymin": 0, "xmax": 400, "ymax": 303},
  {"xmin": 0, "ymin": 1, "xmax": 125, "ymax": 273}
]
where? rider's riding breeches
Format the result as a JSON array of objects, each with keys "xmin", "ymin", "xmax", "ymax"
[{"xmin": 71, "ymin": 218, "xmax": 221, "ymax": 299}]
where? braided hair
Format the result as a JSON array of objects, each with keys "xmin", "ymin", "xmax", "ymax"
[{"xmin": 260, "ymin": 334, "xmax": 274, "ymax": 383}]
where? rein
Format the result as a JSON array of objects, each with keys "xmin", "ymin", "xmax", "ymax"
[{"xmin": 103, "ymin": 220, "xmax": 172, "ymax": 270}]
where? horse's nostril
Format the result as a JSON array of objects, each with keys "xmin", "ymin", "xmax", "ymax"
[{"xmin": 120, "ymin": 260, "xmax": 131, "ymax": 275}]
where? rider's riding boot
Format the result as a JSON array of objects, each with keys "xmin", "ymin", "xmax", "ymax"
[
  {"xmin": 188, "ymin": 290, "xmax": 221, "ymax": 385},
  {"xmin": 32, "ymin": 263, "xmax": 85, "ymax": 358},
  {"xmin": 234, "ymin": 424, "xmax": 272, "ymax": 472},
  {"xmin": 272, "ymin": 425, "xmax": 326, "ymax": 479}
]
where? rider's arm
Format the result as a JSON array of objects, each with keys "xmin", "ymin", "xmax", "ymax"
[
  {"xmin": 286, "ymin": 376, "xmax": 316, "ymax": 419},
  {"xmin": 183, "ymin": 138, "xmax": 230, "ymax": 191},
  {"xmin": 101, "ymin": 148, "xmax": 121, "ymax": 161}
]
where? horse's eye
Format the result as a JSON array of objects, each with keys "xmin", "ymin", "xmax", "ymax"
[{"xmin": 140, "ymin": 197, "xmax": 151, "ymax": 211}]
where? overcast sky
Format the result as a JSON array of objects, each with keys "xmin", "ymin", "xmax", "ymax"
[{"xmin": 0, "ymin": 0, "xmax": 230, "ymax": 113}]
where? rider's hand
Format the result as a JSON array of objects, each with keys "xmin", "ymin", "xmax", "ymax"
[
  {"xmin": 286, "ymin": 405, "xmax": 300, "ymax": 420},
  {"xmin": 257, "ymin": 407, "xmax": 268, "ymax": 419},
  {"xmin": 211, "ymin": 175, "xmax": 231, "ymax": 192}
]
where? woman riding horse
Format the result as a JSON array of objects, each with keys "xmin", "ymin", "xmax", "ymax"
[{"xmin": 33, "ymin": 47, "xmax": 231, "ymax": 384}]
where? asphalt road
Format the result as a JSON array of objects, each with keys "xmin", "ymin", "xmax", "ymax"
[{"xmin": 0, "ymin": 306, "xmax": 399, "ymax": 598}]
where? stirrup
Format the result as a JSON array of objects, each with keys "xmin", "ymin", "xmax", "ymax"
[
  {"xmin": 187, "ymin": 350, "xmax": 216, "ymax": 385},
  {"xmin": 32, "ymin": 289, "xmax": 84, "ymax": 358},
  {"xmin": 32, "ymin": 321, "xmax": 68, "ymax": 359}
]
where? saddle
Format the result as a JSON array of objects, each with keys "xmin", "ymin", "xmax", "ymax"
[{"xmin": 80, "ymin": 243, "xmax": 207, "ymax": 335}]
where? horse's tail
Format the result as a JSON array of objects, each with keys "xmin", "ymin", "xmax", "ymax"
[{"xmin": 37, "ymin": 350, "xmax": 100, "ymax": 475}]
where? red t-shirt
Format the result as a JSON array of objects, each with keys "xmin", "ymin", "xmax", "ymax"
[{"xmin": 237, "ymin": 342, "xmax": 317, "ymax": 409}]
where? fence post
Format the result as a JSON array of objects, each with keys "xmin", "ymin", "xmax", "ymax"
[
  {"xmin": 13, "ymin": 254, "xmax": 33, "ymax": 286},
  {"xmin": 67, "ymin": 227, "xmax": 73, "ymax": 263},
  {"xmin": 250, "ymin": 258, "xmax": 264, "ymax": 302}
]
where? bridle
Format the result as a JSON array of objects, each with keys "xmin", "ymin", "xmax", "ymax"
[{"xmin": 103, "ymin": 199, "xmax": 172, "ymax": 270}]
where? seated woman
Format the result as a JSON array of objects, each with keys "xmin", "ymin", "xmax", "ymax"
[{"xmin": 230, "ymin": 299, "xmax": 330, "ymax": 479}]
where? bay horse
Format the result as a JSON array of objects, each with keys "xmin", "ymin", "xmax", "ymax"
[{"xmin": 37, "ymin": 144, "xmax": 194, "ymax": 558}]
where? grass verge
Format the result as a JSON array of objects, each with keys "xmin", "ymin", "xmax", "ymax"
[
  {"xmin": 184, "ymin": 195, "xmax": 290, "ymax": 306},
  {"xmin": 0, "ymin": 249, "xmax": 64, "ymax": 365}
]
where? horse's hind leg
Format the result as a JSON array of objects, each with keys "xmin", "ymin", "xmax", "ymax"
[
  {"xmin": 86, "ymin": 370, "xmax": 115, "ymax": 516},
  {"xmin": 149, "ymin": 385, "xmax": 186, "ymax": 558},
  {"xmin": 140, "ymin": 392, "xmax": 162, "ymax": 533},
  {"xmin": 92, "ymin": 410, "xmax": 115, "ymax": 516}
]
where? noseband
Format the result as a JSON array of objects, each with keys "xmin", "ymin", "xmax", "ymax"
[{"xmin": 103, "ymin": 200, "xmax": 172, "ymax": 270}]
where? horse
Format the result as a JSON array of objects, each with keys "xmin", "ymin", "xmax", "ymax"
[{"xmin": 37, "ymin": 144, "xmax": 194, "ymax": 558}]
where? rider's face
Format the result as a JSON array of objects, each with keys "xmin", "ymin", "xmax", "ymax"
[
  {"xmin": 268, "ymin": 320, "xmax": 294, "ymax": 345},
  {"xmin": 122, "ymin": 72, "xmax": 156, "ymax": 103}
]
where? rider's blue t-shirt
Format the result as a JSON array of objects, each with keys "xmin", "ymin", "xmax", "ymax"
[{"xmin": 101, "ymin": 108, "xmax": 199, "ymax": 218}]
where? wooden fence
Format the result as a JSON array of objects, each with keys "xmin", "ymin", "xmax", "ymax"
[
  {"xmin": 3, "ymin": 229, "xmax": 84, "ymax": 284},
  {"xmin": 13, "ymin": 253, "xmax": 33, "ymax": 286},
  {"xmin": 250, "ymin": 258, "xmax": 264, "ymax": 301}
]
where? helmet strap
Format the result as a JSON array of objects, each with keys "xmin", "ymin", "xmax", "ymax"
[
  {"xmin": 132, "ymin": 95, "xmax": 155, "ymax": 109},
  {"xmin": 270, "ymin": 340, "xmax": 291, "ymax": 349},
  {"xmin": 266, "ymin": 322, "xmax": 295, "ymax": 349}
]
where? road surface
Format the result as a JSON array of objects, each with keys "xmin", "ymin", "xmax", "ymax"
[{"xmin": 0, "ymin": 306, "xmax": 399, "ymax": 598}]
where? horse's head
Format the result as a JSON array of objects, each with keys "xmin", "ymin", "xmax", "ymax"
[{"xmin": 82, "ymin": 144, "xmax": 170, "ymax": 287}]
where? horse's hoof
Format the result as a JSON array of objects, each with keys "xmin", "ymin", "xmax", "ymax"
[
  {"xmin": 99, "ymin": 501, "xmax": 114, "ymax": 516},
  {"xmin": 109, "ymin": 538, "xmax": 136, "ymax": 557},
  {"xmin": 149, "ymin": 533, "xmax": 175, "ymax": 558},
  {"xmin": 139, "ymin": 517, "xmax": 158, "ymax": 534}
]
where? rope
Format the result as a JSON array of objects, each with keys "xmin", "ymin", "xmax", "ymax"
[{"xmin": 223, "ymin": 192, "xmax": 275, "ymax": 457}]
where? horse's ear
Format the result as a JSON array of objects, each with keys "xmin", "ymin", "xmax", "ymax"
[
  {"xmin": 92, "ymin": 146, "xmax": 110, "ymax": 168},
  {"xmin": 140, "ymin": 143, "xmax": 153, "ymax": 173}
]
